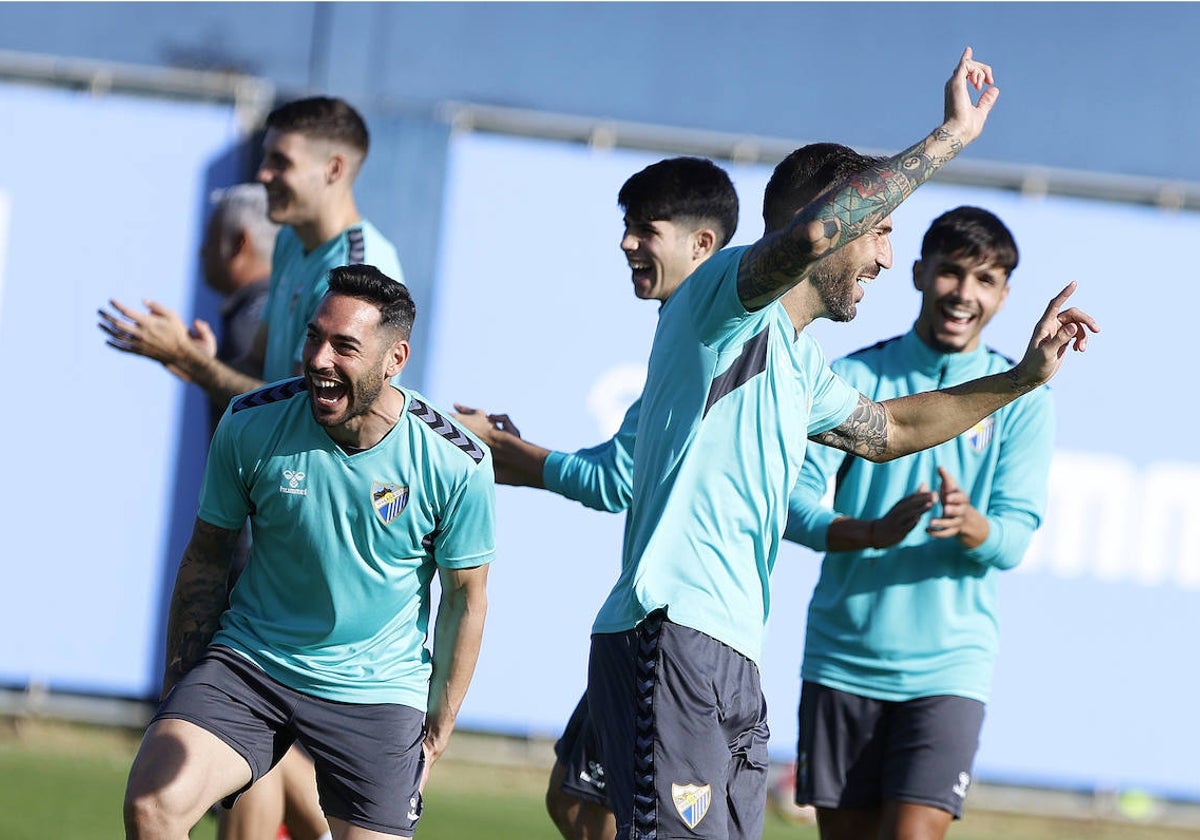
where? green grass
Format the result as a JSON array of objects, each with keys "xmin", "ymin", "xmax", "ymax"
[{"xmin": 1, "ymin": 718, "xmax": 1196, "ymax": 840}]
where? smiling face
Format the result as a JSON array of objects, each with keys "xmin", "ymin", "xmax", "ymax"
[
  {"xmin": 912, "ymin": 249, "xmax": 1010, "ymax": 353},
  {"xmin": 808, "ymin": 216, "xmax": 894, "ymax": 322},
  {"xmin": 256, "ymin": 129, "xmax": 332, "ymax": 228},
  {"xmin": 620, "ymin": 218, "xmax": 710, "ymax": 303},
  {"xmin": 302, "ymin": 294, "xmax": 407, "ymax": 435}
]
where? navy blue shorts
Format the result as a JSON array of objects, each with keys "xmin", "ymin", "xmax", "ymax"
[
  {"xmin": 795, "ymin": 681, "xmax": 985, "ymax": 818},
  {"xmin": 155, "ymin": 646, "xmax": 427, "ymax": 836},
  {"xmin": 588, "ymin": 611, "xmax": 770, "ymax": 840},
  {"xmin": 553, "ymin": 692, "xmax": 609, "ymax": 806}
]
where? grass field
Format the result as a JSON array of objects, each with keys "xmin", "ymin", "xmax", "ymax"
[{"xmin": 3, "ymin": 717, "xmax": 1197, "ymax": 840}]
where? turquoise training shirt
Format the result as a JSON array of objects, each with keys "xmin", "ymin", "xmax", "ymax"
[
  {"xmin": 591, "ymin": 246, "xmax": 860, "ymax": 664},
  {"xmin": 543, "ymin": 397, "xmax": 639, "ymax": 513},
  {"xmin": 788, "ymin": 329, "xmax": 1054, "ymax": 702},
  {"xmin": 261, "ymin": 220, "xmax": 403, "ymax": 381},
  {"xmin": 199, "ymin": 380, "xmax": 495, "ymax": 709}
]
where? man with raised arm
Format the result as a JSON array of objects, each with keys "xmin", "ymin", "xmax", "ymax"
[{"xmin": 577, "ymin": 48, "xmax": 1095, "ymax": 840}]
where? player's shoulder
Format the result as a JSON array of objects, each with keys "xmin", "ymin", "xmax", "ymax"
[
  {"xmin": 405, "ymin": 391, "xmax": 488, "ymax": 467},
  {"xmin": 347, "ymin": 219, "xmax": 403, "ymax": 278},
  {"xmin": 229, "ymin": 377, "xmax": 309, "ymax": 417}
]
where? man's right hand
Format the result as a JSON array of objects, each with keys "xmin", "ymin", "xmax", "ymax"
[{"xmin": 941, "ymin": 46, "xmax": 1000, "ymax": 147}]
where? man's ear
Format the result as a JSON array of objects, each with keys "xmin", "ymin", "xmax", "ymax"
[
  {"xmin": 693, "ymin": 227, "xmax": 717, "ymax": 259},
  {"xmin": 325, "ymin": 152, "xmax": 347, "ymax": 185},
  {"xmin": 386, "ymin": 339, "xmax": 411, "ymax": 379},
  {"xmin": 911, "ymin": 259, "xmax": 926, "ymax": 292}
]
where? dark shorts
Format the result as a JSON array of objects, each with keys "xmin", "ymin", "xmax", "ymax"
[
  {"xmin": 795, "ymin": 681, "xmax": 985, "ymax": 818},
  {"xmin": 155, "ymin": 646, "xmax": 427, "ymax": 836},
  {"xmin": 588, "ymin": 611, "xmax": 770, "ymax": 840},
  {"xmin": 553, "ymin": 692, "xmax": 609, "ymax": 806}
]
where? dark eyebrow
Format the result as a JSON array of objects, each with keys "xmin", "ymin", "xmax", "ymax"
[{"xmin": 307, "ymin": 323, "xmax": 363, "ymax": 349}]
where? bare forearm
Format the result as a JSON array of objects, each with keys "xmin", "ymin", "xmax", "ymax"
[
  {"xmin": 425, "ymin": 575, "xmax": 488, "ymax": 761},
  {"xmin": 162, "ymin": 520, "xmax": 238, "ymax": 693},
  {"xmin": 826, "ymin": 517, "xmax": 878, "ymax": 552},
  {"xmin": 739, "ymin": 125, "xmax": 967, "ymax": 308},
  {"xmin": 177, "ymin": 351, "xmax": 264, "ymax": 414},
  {"xmin": 882, "ymin": 369, "xmax": 1033, "ymax": 459}
]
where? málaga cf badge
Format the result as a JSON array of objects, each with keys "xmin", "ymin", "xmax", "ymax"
[
  {"xmin": 372, "ymin": 482, "xmax": 409, "ymax": 525},
  {"xmin": 671, "ymin": 783, "xmax": 712, "ymax": 829}
]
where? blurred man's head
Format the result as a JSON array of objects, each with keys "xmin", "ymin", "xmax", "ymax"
[
  {"xmin": 256, "ymin": 97, "xmax": 369, "ymax": 227},
  {"xmin": 200, "ymin": 183, "xmax": 279, "ymax": 295}
]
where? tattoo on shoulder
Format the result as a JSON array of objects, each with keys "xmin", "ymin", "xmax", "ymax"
[{"xmin": 811, "ymin": 394, "xmax": 888, "ymax": 459}]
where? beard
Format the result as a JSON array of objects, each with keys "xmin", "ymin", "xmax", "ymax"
[{"xmin": 809, "ymin": 250, "xmax": 858, "ymax": 322}]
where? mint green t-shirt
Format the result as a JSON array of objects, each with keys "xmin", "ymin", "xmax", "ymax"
[
  {"xmin": 200, "ymin": 381, "xmax": 494, "ymax": 708},
  {"xmin": 591, "ymin": 246, "xmax": 860, "ymax": 663}
]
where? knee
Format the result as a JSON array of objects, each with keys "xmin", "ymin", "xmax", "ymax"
[{"xmin": 123, "ymin": 785, "xmax": 184, "ymax": 839}]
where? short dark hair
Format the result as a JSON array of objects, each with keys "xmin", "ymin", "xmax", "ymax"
[
  {"xmin": 762, "ymin": 143, "xmax": 884, "ymax": 234},
  {"xmin": 920, "ymin": 206, "xmax": 1019, "ymax": 276},
  {"xmin": 266, "ymin": 96, "xmax": 369, "ymax": 157},
  {"xmin": 326, "ymin": 264, "xmax": 415, "ymax": 339},
  {"xmin": 618, "ymin": 157, "xmax": 739, "ymax": 249}
]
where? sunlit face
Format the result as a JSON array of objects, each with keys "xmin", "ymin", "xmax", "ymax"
[
  {"xmin": 620, "ymin": 218, "xmax": 701, "ymax": 303},
  {"xmin": 809, "ymin": 216, "xmax": 894, "ymax": 322},
  {"xmin": 256, "ymin": 129, "xmax": 330, "ymax": 228},
  {"xmin": 912, "ymin": 249, "xmax": 1010, "ymax": 353},
  {"xmin": 302, "ymin": 294, "xmax": 402, "ymax": 431}
]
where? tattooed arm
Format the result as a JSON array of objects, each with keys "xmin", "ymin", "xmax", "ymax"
[
  {"xmin": 161, "ymin": 517, "xmax": 241, "ymax": 695},
  {"xmin": 813, "ymin": 283, "xmax": 1099, "ymax": 461},
  {"xmin": 738, "ymin": 47, "xmax": 1000, "ymax": 310}
]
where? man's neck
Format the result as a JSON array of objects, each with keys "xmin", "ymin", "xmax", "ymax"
[{"xmin": 293, "ymin": 197, "xmax": 362, "ymax": 252}]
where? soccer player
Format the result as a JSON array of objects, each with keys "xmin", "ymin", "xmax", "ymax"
[
  {"xmin": 455, "ymin": 156, "xmax": 739, "ymax": 840},
  {"xmin": 100, "ymin": 95, "xmax": 403, "ymax": 408},
  {"xmin": 582, "ymin": 48, "xmax": 1097, "ymax": 840},
  {"xmin": 123, "ymin": 265, "xmax": 495, "ymax": 840},
  {"xmin": 787, "ymin": 207, "xmax": 1044, "ymax": 840}
]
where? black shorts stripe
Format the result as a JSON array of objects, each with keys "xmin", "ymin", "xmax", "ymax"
[
  {"xmin": 704, "ymin": 326, "xmax": 770, "ymax": 417},
  {"xmin": 347, "ymin": 226, "xmax": 365, "ymax": 264},
  {"xmin": 409, "ymin": 397, "xmax": 485, "ymax": 464},
  {"xmin": 632, "ymin": 609, "xmax": 666, "ymax": 840},
  {"xmin": 231, "ymin": 378, "xmax": 308, "ymax": 413}
]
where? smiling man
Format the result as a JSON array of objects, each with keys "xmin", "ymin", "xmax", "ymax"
[
  {"xmin": 100, "ymin": 96, "xmax": 403, "ymax": 411},
  {"xmin": 786, "ymin": 207, "xmax": 1044, "ymax": 840},
  {"xmin": 123, "ymin": 265, "xmax": 494, "ymax": 840}
]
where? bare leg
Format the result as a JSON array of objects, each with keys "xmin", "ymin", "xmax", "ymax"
[
  {"xmin": 880, "ymin": 800, "xmax": 954, "ymax": 840},
  {"xmin": 125, "ymin": 718, "xmax": 252, "ymax": 840},
  {"xmin": 815, "ymin": 806, "xmax": 881, "ymax": 840},
  {"xmin": 218, "ymin": 760, "xmax": 285, "ymax": 840},
  {"xmin": 279, "ymin": 746, "xmax": 330, "ymax": 840},
  {"xmin": 546, "ymin": 759, "xmax": 616, "ymax": 840}
]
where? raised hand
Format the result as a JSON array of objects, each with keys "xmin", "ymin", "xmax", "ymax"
[
  {"xmin": 98, "ymin": 298, "xmax": 213, "ymax": 369},
  {"xmin": 926, "ymin": 466, "xmax": 973, "ymax": 538},
  {"xmin": 942, "ymin": 46, "xmax": 1000, "ymax": 146},
  {"xmin": 1012, "ymin": 282, "xmax": 1100, "ymax": 389}
]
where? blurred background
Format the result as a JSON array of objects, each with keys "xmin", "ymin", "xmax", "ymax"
[{"xmin": 0, "ymin": 0, "xmax": 1196, "ymax": 819}]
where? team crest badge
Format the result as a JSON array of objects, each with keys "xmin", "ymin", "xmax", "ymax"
[
  {"xmin": 671, "ymin": 783, "xmax": 712, "ymax": 829},
  {"xmin": 372, "ymin": 482, "xmax": 409, "ymax": 525},
  {"xmin": 967, "ymin": 416, "xmax": 994, "ymax": 452}
]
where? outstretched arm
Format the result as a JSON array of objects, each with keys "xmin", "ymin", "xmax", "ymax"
[
  {"xmin": 161, "ymin": 517, "xmax": 240, "ymax": 695},
  {"xmin": 423, "ymin": 564, "xmax": 489, "ymax": 789},
  {"xmin": 738, "ymin": 47, "xmax": 999, "ymax": 310},
  {"xmin": 813, "ymin": 282, "xmax": 1098, "ymax": 461},
  {"xmin": 99, "ymin": 298, "xmax": 266, "ymax": 412},
  {"xmin": 453, "ymin": 405, "xmax": 548, "ymax": 487}
]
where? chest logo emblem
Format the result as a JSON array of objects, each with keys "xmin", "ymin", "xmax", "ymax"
[
  {"xmin": 372, "ymin": 482, "xmax": 410, "ymax": 525},
  {"xmin": 967, "ymin": 416, "xmax": 994, "ymax": 452}
]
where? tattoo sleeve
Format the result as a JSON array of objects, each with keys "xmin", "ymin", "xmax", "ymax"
[
  {"xmin": 810, "ymin": 394, "xmax": 889, "ymax": 460},
  {"xmin": 162, "ymin": 518, "xmax": 240, "ymax": 692},
  {"xmin": 738, "ymin": 127, "xmax": 965, "ymax": 308}
]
